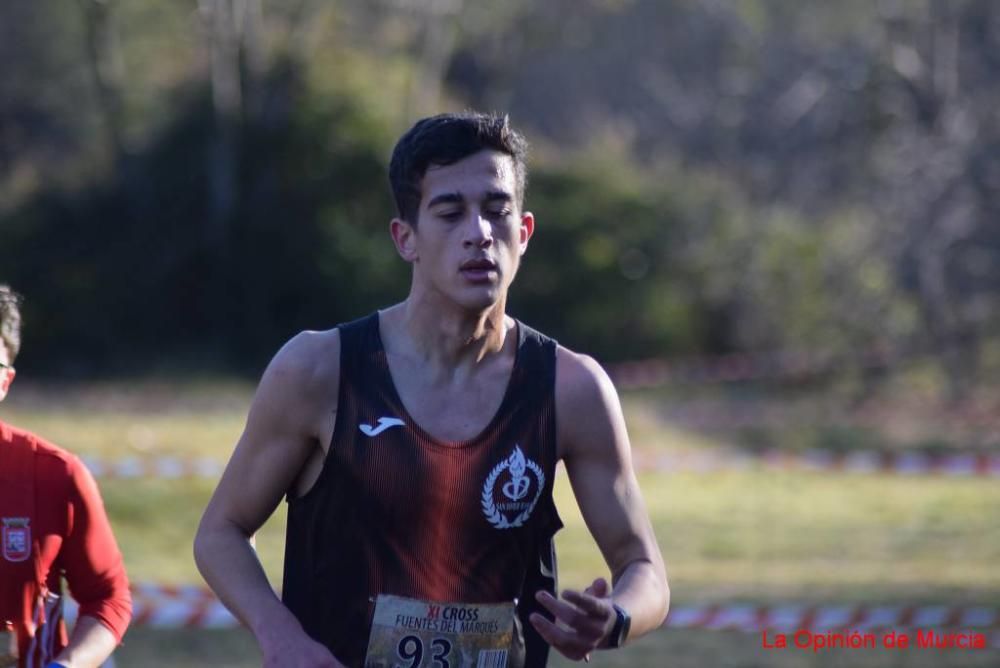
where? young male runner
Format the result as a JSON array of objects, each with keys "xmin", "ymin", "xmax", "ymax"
[
  {"xmin": 0, "ymin": 286, "xmax": 132, "ymax": 667},
  {"xmin": 195, "ymin": 112, "xmax": 669, "ymax": 667}
]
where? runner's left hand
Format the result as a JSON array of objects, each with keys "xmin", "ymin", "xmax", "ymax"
[{"xmin": 529, "ymin": 577, "xmax": 615, "ymax": 661}]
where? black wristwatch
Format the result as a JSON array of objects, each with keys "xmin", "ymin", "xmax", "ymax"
[{"xmin": 607, "ymin": 603, "xmax": 631, "ymax": 648}]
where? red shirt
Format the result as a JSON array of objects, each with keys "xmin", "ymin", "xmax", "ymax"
[{"xmin": 0, "ymin": 419, "xmax": 131, "ymax": 666}]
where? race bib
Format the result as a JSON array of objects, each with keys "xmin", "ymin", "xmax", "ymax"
[{"xmin": 364, "ymin": 594, "xmax": 514, "ymax": 668}]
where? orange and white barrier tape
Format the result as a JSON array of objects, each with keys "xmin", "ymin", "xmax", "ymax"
[
  {"xmin": 60, "ymin": 585, "xmax": 1000, "ymax": 648},
  {"xmin": 655, "ymin": 399, "xmax": 1000, "ymax": 433},
  {"xmin": 81, "ymin": 449, "xmax": 1000, "ymax": 480},
  {"xmin": 664, "ymin": 603, "xmax": 999, "ymax": 633},
  {"xmin": 665, "ymin": 603, "xmax": 1000, "ymax": 650},
  {"xmin": 630, "ymin": 449, "xmax": 1000, "ymax": 477},
  {"xmin": 607, "ymin": 347, "xmax": 895, "ymax": 389},
  {"xmin": 81, "ymin": 455, "xmax": 224, "ymax": 479},
  {"xmin": 131, "ymin": 584, "xmax": 238, "ymax": 629},
  {"xmin": 62, "ymin": 584, "xmax": 236, "ymax": 629}
]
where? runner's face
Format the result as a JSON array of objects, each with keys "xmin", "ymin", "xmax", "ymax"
[{"xmin": 398, "ymin": 150, "xmax": 534, "ymax": 311}]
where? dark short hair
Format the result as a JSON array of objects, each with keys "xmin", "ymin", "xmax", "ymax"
[
  {"xmin": 0, "ymin": 285, "xmax": 22, "ymax": 362},
  {"xmin": 389, "ymin": 111, "xmax": 528, "ymax": 225}
]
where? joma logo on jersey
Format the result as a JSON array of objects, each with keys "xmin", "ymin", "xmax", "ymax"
[
  {"xmin": 2, "ymin": 517, "xmax": 31, "ymax": 562},
  {"xmin": 359, "ymin": 417, "xmax": 405, "ymax": 437},
  {"xmin": 481, "ymin": 446, "xmax": 544, "ymax": 529}
]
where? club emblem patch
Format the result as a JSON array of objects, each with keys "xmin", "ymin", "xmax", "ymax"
[
  {"xmin": 2, "ymin": 518, "xmax": 31, "ymax": 562},
  {"xmin": 481, "ymin": 446, "xmax": 545, "ymax": 529}
]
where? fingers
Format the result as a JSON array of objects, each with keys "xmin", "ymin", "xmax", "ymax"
[
  {"xmin": 529, "ymin": 611, "xmax": 593, "ymax": 661},
  {"xmin": 531, "ymin": 588, "xmax": 615, "ymax": 661},
  {"xmin": 535, "ymin": 588, "xmax": 614, "ymax": 630},
  {"xmin": 535, "ymin": 590, "xmax": 590, "ymax": 627},
  {"xmin": 563, "ymin": 588, "xmax": 608, "ymax": 617},
  {"xmin": 584, "ymin": 577, "xmax": 609, "ymax": 598}
]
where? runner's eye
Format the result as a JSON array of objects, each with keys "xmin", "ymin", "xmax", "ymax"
[{"xmin": 437, "ymin": 210, "xmax": 463, "ymax": 222}]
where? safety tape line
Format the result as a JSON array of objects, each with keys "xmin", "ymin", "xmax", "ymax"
[
  {"xmin": 80, "ymin": 450, "xmax": 1000, "ymax": 480},
  {"xmin": 663, "ymin": 603, "xmax": 999, "ymax": 633},
  {"xmin": 630, "ymin": 449, "xmax": 1000, "ymax": 477},
  {"xmin": 607, "ymin": 348, "xmax": 894, "ymax": 389},
  {"xmin": 81, "ymin": 455, "xmax": 225, "ymax": 479},
  {"xmin": 664, "ymin": 603, "xmax": 1000, "ymax": 649},
  {"xmin": 652, "ymin": 403, "xmax": 1000, "ymax": 443},
  {"xmin": 60, "ymin": 587, "xmax": 1000, "ymax": 647}
]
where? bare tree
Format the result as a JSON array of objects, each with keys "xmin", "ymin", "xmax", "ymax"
[{"xmin": 77, "ymin": 0, "xmax": 126, "ymax": 165}]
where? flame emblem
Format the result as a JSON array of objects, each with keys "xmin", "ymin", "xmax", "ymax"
[
  {"xmin": 481, "ymin": 445, "xmax": 546, "ymax": 529},
  {"xmin": 503, "ymin": 446, "xmax": 531, "ymax": 501}
]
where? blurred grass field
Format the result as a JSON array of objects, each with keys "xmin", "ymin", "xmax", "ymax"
[{"xmin": 3, "ymin": 379, "xmax": 999, "ymax": 666}]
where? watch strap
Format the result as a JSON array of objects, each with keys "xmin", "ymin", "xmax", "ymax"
[{"xmin": 608, "ymin": 603, "xmax": 631, "ymax": 648}]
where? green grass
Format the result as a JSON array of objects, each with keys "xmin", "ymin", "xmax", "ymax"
[
  {"xmin": 3, "ymin": 380, "xmax": 999, "ymax": 666},
  {"xmin": 89, "ymin": 469, "xmax": 1000, "ymax": 607},
  {"xmin": 4, "ymin": 378, "xmax": 253, "ymax": 459}
]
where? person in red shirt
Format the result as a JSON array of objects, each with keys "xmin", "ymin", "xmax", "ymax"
[{"xmin": 0, "ymin": 285, "xmax": 131, "ymax": 668}]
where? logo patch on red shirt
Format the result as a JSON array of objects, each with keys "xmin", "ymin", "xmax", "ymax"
[{"xmin": 2, "ymin": 517, "xmax": 31, "ymax": 562}]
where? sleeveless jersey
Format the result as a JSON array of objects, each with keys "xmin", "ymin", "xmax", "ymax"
[{"xmin": 282, "ymin": 313, "xmax": 563, "ymax": 667}]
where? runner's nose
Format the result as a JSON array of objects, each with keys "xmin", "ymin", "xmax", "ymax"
[{"xmin": 463, "ymin": 214, "xmax": 493, "ymax": 248}]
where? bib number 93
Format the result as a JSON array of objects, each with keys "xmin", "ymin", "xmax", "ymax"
[{"xmin": 396, "ymin": 634, "xmax": 451, "ymax": 668}]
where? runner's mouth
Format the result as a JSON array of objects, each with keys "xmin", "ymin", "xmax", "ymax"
[
  {"xmin": 460, "ymin": 258, "xmax": 498, "ymax": 271},
  {"xmin": 459, "ymin": 259, "xmax": 499, "ymax": 282}
]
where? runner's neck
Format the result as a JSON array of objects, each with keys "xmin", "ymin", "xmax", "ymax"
[{"xmin": 382, "ymin": 300, "xmax": 513, "ymax": 370}]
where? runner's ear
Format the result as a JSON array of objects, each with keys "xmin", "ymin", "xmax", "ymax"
[
  {"xmin": 518, "ymin": 212, "xmax": 534, "ymax": 255},
  {"xmin": 390, "ymin": 218, "xmax": 419, "ymax": 262}
]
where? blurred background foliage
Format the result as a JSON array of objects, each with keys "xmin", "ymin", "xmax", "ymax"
[{"xmin": 1, "ymin": 0, "xmax": 998, "ymax": 393}]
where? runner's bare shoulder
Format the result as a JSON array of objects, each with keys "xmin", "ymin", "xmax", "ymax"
[
  {"xmin": 554, "ymin": 345, "xmax": 615, "ymax": 411},
  {"xmin": 255, "ymin": 328, "xmax": 341, "ymax": 430},
  {"xmin": 553, "ymin": 345, "xmax": 623, "ymax": 461}
]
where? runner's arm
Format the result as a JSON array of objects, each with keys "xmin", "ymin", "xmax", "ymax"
[
  {"xmin": 531, "ymin": 348, "xmax": 668, "ymax": 659},
  {"xmin": 194, "ymin": 331, "xmax": 343, "ymax": 666},
  {"xmin": 52, "ymin": 616, "xmax": 118, "ymax": 668},
  {"xmin": 57, "ymin": 455, "xmax": 132, "ymax": 667}
]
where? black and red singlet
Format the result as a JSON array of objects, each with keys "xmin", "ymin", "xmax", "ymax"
[{"xmin": 282, "ymin": 313, "xmax": 562, "ymax": 667}]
